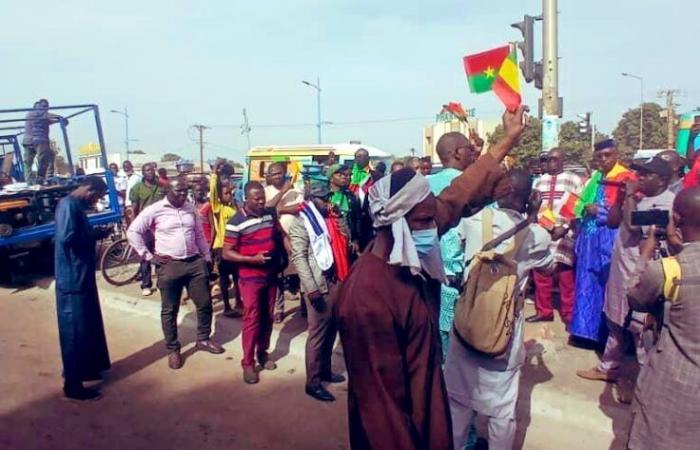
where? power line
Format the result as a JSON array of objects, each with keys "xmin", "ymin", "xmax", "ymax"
[{"xmin": 208, "ymin": 115, "xmax": 434, "ymax": 130}]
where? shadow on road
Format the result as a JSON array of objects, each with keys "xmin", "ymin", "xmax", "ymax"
[
  {"xmin": 269, "ymin": 308, "xmax": 308, "ymax": 362},
  {"xmin": 514, "ymin": 339, "xmax": 554, "ymax": 450},
  {"xmin": 0, "ymin": 376, "xmax": 348, "ymax": 450},
  {"xmin": 598, "ymin": 381, "xmax": 633, "ymax": 450}
]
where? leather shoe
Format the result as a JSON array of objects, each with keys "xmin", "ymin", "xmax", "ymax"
[
  {"xmin": 321, "ymin": 373, "xmax": 346, "ymax": 383},
  {"xmin": 257, "ymin": 353, "xmax": 277, "ymax": 370},
  {"xmin": 64, "ymin": 384, "xmax": 101, "ymax": 401},
  {"xmin": 243, "ymin": 366, "xmax": 259, "ymax": 384},
  {"xmin": 305, "ymin": 385, "xmax": 335, "ymax": 402},
  {"xmin": 196, "ymin": 340, "xmax": 225, "ymax": 354},
  {"xmin": 576, "ymin": 367, "xmax": 618, "ymax": 382},
  {"xmin": 168, "ymin": 350, "xmax": 183, "ymax": 370},
  {"xmin": 525, "ymin": 314, "xmax": 554, "ymax": 323}
]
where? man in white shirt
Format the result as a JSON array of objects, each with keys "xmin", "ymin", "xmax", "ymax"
[
  {"xmin": 123, "ymin": 160, "xmax": 142, "ymax": 208},
  {"xmin": 444, "ymin": 169, "xmax": 554, "ymax": 450},
  {"xmin": 264, "ymin": 162, "xmax": 305, "ymax": 321}
]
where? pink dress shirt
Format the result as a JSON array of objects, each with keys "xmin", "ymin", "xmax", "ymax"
[{"xmin": 127, "ymin": 198, "xmax": 211, "ymax": 263}]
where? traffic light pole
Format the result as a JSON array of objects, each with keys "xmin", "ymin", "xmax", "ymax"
[
  {"xmin": 541, "ymin": 0, "xmax": 560, "ymax": 153},
  {"xmin": 542, "ymin": 0, "xmax": 558, "ymax": 117}
]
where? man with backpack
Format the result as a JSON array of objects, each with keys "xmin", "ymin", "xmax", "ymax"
[{"xmin": 444, "ymin": 169, "xmax": 553, "ymax": 450}]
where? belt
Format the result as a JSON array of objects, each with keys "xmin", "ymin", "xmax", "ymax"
[{"xmin": 156, "ymin": 254, "xmax": 201, "ymax": 263}]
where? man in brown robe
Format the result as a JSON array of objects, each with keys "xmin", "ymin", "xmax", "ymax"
[{"xmin": 334, "ymin": 106, "xmax": 529, "ymax": 450}]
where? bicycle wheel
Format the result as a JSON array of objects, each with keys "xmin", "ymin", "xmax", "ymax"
[{"xmin": 101, "ymin": 238, "xmax": 140, "ymax": 286}]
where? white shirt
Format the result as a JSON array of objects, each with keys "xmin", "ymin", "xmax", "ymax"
[
  {"xmin": 264, "ymin": 184, "xmax": 304, "ymax": 234},
  {"xmin": 457, "ymin": 207, "xmax": 554, "ymax": 370},
  {"xmin": 124, "ymin": 172, "xmax": 142, "ymax": 207}
]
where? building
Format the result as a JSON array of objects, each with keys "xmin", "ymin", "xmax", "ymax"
[
  {"xmin": 422, "ymin": 109, "xmax": 499, "ymax": 162},
  {"xmin": 78, "ymin": 143, "xmax": 169, "ymax": 174}
]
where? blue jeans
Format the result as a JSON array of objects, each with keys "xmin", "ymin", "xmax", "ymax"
[{"xmin": 139, "ymin": 260, "xmax": 152, "ymax": 289}]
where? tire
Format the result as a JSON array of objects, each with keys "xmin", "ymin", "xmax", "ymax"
[{"xmin": 100, "ymin": 238, "xmax": 140, "ymax": 286}]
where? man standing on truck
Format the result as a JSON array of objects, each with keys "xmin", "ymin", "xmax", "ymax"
[{"xmin": 22, "ymin": 99, "xmax": 66, "ymax": 182}]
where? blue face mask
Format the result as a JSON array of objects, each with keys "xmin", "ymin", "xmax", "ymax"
[{"xmin": 411, "ymin": 228, "xmax": 439, "ymax": 256}]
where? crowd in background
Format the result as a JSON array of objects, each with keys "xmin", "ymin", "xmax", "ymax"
[{"xmin": 52, "ymin": 106, "xmax": 700, "ymax": 450}]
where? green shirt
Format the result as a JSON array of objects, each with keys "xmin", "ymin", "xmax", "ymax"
[{"xmin": 129, "ymin": 181, "xmax": 164, "ymax": 211}]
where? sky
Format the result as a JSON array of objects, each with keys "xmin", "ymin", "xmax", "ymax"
[{"xmin": 2, "ymin": 0, "xmax": 698, "ymax": 164}]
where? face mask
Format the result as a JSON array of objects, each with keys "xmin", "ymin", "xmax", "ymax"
[{"xmin": 411, "ymin": 228, "xmax": 439, "ymax": 256}]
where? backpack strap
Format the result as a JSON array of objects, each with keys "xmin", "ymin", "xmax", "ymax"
[
  {"xmin": 481, "ymin": 208, "xmax": 494, "ymax": 246},
  {"xmin": 481, "ymin": 214, "xmax": 530, "ymax": 252},
  {"xmin": 661, "ymin": 256, "xmax": 682, "ymax": 303}
]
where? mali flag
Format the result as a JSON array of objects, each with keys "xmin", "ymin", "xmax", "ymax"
[{"xmin": 463, "ymin": 44, "xmax": 522, "ymax": 111}]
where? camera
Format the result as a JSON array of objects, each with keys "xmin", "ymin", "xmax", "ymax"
[{"xmin": 631, "ymin": 209, "xmax": 669, "ymax": 228}]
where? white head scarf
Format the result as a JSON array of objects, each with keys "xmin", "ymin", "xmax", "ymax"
[{"xmin": 368, "ymin": 171, "xmax": 445, "ymax": 281}]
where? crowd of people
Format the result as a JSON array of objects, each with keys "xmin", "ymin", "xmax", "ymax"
[{"xmin": 52, "ymin": 104, "xmax": 700, "ymax": 449}]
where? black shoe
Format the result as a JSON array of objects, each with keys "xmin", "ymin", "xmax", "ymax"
[
  {"xmin": 305, "ymin": 385, "xmax": 335, "ymax": 402},
  {"xmin": 64, "ymin": 384, "xmax": 101, "ymax": 401},
  {"xmin": 525, "ymin": 314, "xmax": 554, "ymax": 323},
  {"xmin": 321, "ymin": 373, "xmax": 346, "ymax": 383}
]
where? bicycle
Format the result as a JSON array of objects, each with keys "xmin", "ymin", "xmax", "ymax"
[{"xmin": 100, "ymin": 236, "xmax": 141, "ymax": 286}]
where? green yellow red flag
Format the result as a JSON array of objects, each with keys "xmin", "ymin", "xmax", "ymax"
[{"xmin": 463, "ymin": 44, "xmax": 522, "ymax": 111}]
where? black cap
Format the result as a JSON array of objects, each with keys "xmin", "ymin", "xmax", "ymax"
[
  {"xmin": 594, "ymin": 139, "xmax": 615, "ymax": 152},
  {"xmin": 631, "ymin": 156, "xmax": 673, "ymax": 178}
]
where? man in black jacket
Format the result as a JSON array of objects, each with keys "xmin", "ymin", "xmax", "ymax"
[{"xmin": 328, "ymin": 164, "xmax": 364, "ymax": 255}]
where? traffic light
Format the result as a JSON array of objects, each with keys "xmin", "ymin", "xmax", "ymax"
[
  {"xmin": 578, "ymin": 113, "xmax": 591, "ymax": 134},
  {"xmin": 512, "ymin": 15, "xmax": 536, "ymax": 82}
]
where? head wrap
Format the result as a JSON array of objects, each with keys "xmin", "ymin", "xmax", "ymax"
[{"xmin": 368, "ymin": 169, "xmax": 445, "ymax": 281}]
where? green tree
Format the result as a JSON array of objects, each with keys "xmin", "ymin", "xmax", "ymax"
[
  {"xmin": 487, "ymin": 119, "xmax": 608, "ymax": 167},
  {"xmin": 54, "ymin": 154, "xmax": 70, "ymax": 174},
  {"xmin": 161, "ymin": 153, "xmax": 182, "ymax": 162},
  {"xmin": 130, "ymin": 149, "xmax": 145, "ymax": 155},
  {"xmin": 558, "ymin": 121, "xmax": 608, "ymax": 166},
  {"xmin": 612, "ymin": 102, "xmax": 669, "ymax": 158},
  {"xmin": 487, "ymin": 117, "xmax": 542, "ymax": 165}
]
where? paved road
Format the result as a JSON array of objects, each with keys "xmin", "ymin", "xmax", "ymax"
[{"xmin": 0, "ymin": 278, "xmax": 631, "ymax": 449}]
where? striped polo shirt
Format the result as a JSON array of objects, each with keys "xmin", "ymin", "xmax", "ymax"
[{"xmin": 224, "ymin": 207, "xmax": 281, "ymax": 281}]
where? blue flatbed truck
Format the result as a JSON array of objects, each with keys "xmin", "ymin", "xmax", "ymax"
[{"xmin": 0, "ymin": 104, "xmax": 121, "ymax": 277}]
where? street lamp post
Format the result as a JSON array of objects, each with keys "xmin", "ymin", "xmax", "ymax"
[
  {"xmin": 110, "ymin": 106, "xmax": 130, "ymax": 160},
  {"xmin": 302, "ymin": 77, "xmax": 322, "ymax": 144},
  {"xmin": 621, "ymin": 73, "xmax": 644, "ymax": 149}
]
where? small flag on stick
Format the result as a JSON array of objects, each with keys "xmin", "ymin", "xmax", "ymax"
[{"xmin": 463, "ymin": 44, "xmax": 522, "ymax": 111}]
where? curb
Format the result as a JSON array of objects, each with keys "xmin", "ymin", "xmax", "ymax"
[{"xmin": 99, "ymin": 285, "xmax": 313, "ymax": 361}]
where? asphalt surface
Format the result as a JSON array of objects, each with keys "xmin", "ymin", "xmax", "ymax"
[{"xmin": 0, "ymin": 274, "xmax": 631, "ymax": 449}]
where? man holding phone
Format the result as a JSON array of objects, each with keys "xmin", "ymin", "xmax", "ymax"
[
  {"xmin": 577, "ymin": 156, "xmax": 675, "ymax": 391},
  {"xmin": 223, "ymin": 181, "xmax": 286, "ymax": 384}
]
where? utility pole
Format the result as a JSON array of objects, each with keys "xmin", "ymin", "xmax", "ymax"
[
  {"xmin": 621, "ymin": 73, "xmax": 644, "ymax": 149},
  {"xmin": 302, "ymin": 77, "xmax": 322, "ymax": 144},
  {"xmin": 241, "ymin": 108, "xmax": 252, "ymax": 150},
  {"xmin": 658, "ymin": 89, "xmax": 681, "ymax": 149},
  {"xmin": 110, "ymin": 106, "xmax": 130, "ymax": 161},
  {"xmin": 192, "ymin": 124, "xmax": 208, "ymax": 172}
]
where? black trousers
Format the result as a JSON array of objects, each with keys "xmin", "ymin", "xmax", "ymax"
[
  {"xmin": 218, "ymin": 257, "xmax": 240, "ymax": 307},
  {"xmin": 304, "ymin": 284, "xmax": 338, "ymax": 387},
  {"xmin": 156, "ymin": 256, "xmax": 213, "ymax": 351}
]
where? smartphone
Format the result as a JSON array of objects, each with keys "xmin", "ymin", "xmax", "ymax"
[{"xmin": 631, "ymin": 209, "xmax": 669, "ymax": 227}]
